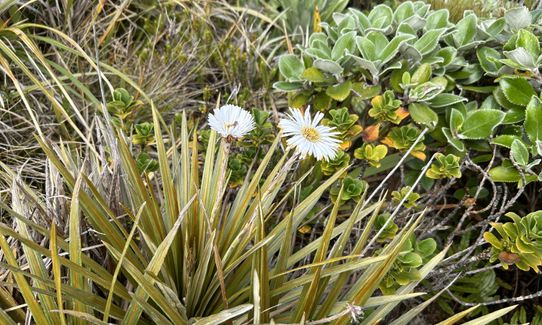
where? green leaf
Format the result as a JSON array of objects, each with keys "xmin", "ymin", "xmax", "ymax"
[
  {"xmin": 278, "ymin": 54, "xmax": 304, "ymax": 81},
  {"xmin": 426, "ymin": 94, "xmax": 467, "ymax": 108},
  {"xmin": 352, "ymin": 83, "xmax": 381, "ymax": 100},
  {"xmin": 502, "ymin": 47, "xmax": 536, "ymax": 69},
  {"xmin": 510, "ymin": 139, "xmax": 529, "ymax": 166},
  {"xmin": 443, "ymin": 128, "xmax": 465, "ymax": 152},
  {"xmin": 425, "ymin": 9, "xmax": 449, "ymax": 30},
  {"xmin": 477, "ymin": 47, "xmax": 501, "ymax": 74},
  {"xmin": 458, "ymin": 109, "xmax": 505, "ymax": 140},
  {"xmin": 454, "ymin": 14, "xmax": 477, "ymax": 46},
  {"xmin": 493, "ymin": 135, "xmax": 520, "ymax": 148},
  {"xmin": 414, "ymin": 29, "xmax": 445, "ymax": 55},
  {"xmin": 302, "ymin": 67, "xmax": 327, "ymax": 83},
  {"xmin": 313, "ymin": 59, "xmax": 343, "ymax": 74},
  {"xmin": 380, "ymin": 34, "xmax": 416, "ymax": 65},
  {"xmin": 368, "ymin": 4, "xmax": 393, "ymax": 29},
  {"xmin": 332, "ymin": 31, "xmax": 357, "ymax": 60},
  {"xmin": 272, "ymin": 81, "xmax": 304, "ymax": 92},
  {"xmin": 525, "ymin": 96, "xmax": 542, "ymax": 142},
  {"xmin": 488, "ymin": 163, "xmax": 537, "ymax": 183},
  {"xmin": 411, "ymin": 63, "xmax": 432, "ymax": 84},
  {"xmin": 408, "ymin": 103, "xmax": 438, "ymax": 129},
  {"xmin": 449, "ymin": 109, "xmax": 464, "ymax": 133},
  {"xmin": 393, "ymin": 2, "xmax": 414, "ymax": 23},
  {"xmin": 499, "ymin": 78, "xmax": 536, "ymax": 106},
  {"xmin": 326, "ymin": 81, "xmax": 352, "ymax": 101},
  {"xmin": 517, "ymin": 29, "xmax": 540, "ymax": 58}
]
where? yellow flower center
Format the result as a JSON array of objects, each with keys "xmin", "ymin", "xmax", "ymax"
[{"xmin": 302, "ymin": 127, "xmax": 321, "ymax": 142}]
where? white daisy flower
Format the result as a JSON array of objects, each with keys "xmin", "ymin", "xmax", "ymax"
[
  {"xmin": 208, "ymin": 104, "xmax": 255, "ymax": 140},
  {"xmin": 279, "ymin": 107, "xmax": 341, "ymax": 161}
]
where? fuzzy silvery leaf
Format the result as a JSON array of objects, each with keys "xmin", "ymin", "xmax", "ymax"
[
  {"xmin": 479, "ymin": 18, "xmax": 506, "ymax": 38},
  {"xmin": 503, "ymin": 47, "xmax": 537, "ymax": 69},
  {"xmin": 505, "ymin": 6, "xmax": 531, "ymax": 30},
  {"xmin": 517, "ymin": 29, "xmax": 540, "ymax": 58},
  {"xmin": 477, "ymin": 47, "xmax": 502, "ymax": 75},
  {"xmin": 424, "ymin": 9, "xmax": 449, "ymax": 31},
  {"xmin": 426, "ymin": 93, "xmax": 467, "ymax": 108},
  {"xmin": 413, "ymin": 28, "xmax": 446, "ymax": 55},
  {"xmin": 380, "ymin": 34, "xmax": 416, "ymax": 65},
  {"xmin": 332, "ymin": 31, "xmax": 357, "ymax": 60},
  {"xmin": 453, "ymin": 14, "xmax": 477, "ymax": 47},
  {"xmin": 368, "ymin": 4, "xmax": 393, "ymax": 30},
  {"xmin": 393, "ymin": 1, "xmax": 415, "ymax": 24},
  {"xmin": 409, "ymin": 82, "xmax": 444, "ymax": 101},
  {"xmin": 313, "ymin": 59, "xmax": 343, "ymax": 74},
  {"xmin": 278, "ymin": 55, "xmax": 304, "ymax": 81}
]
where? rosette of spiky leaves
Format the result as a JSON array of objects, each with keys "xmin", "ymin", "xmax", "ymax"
[
  {"xmin": 392, "ymin": 186, "xmax": 420, "ymax": 209},
  {"xmin": 380, "ymin": 236, "xmax": 437, "ymax": 295},
  {"xmin": 228, "ymin": 153, "xmax": 249, "ymax": 188},
  {"xmin": 426, "ymin": 153, "xmax": 462, "ymax": 179},
  {"xmin": 132, "ymin": 122, "xmax": 155, "ymax": 146},
  {"xmin": 246, "ymin": 108, "xmax": 275, "ymax": 146},
  {"xmin": 322, "ymin": 107, "xmax": 362, "ymax": 150},
  {"xmin": 484, "ymin": 211, "xmax": 542, "ymax": 271},
  {"xmin": 106, "ymin": 88, "xmax": 143, "ymax": 128},
  {"xmin": 136, "ymin": 152, "xmax": 159, "ymax": 173},
  {"xmin": 369, "ymin": 91, "xmax": 409, "ymax": 124},
  {"xmin": 330, "ymin": 176, "xmax": 367, "ymax": 204},
  {"xmin": 320, "ymin": 150, "xmax": 350, "ymax": 176},
  {"xmin": 375, "ymin": 213, "xmax": 399, "ymax": 243},
  {"xmin": 381, "ymin": 125, "xmax": 426, "ymax": 160},
  {"xmin": 354, "ymin": 143, "xmax": 388, "ymax": 168}
]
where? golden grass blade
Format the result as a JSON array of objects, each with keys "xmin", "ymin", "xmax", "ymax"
[
  {"xmin": 68, "ymin": 174, "xmax": 90, "ymax": 325},
  {"xmin": 10, "ymin": 178, "xmax": 58, "ymax": 324},
  {"xmin": 364, "ymin": 293, "xmax": 426, "ymax": 308},
  {"xmin": 194, "ymin": 304, "xmax": 253, "ymax": 325},
  {"xmin": 0, "ymin": 234, "xmax": 49, "ymax": 325},
  {"xmin": 106, "ymin": 243, "xmax": 187, "ymax": 324},
  {"xmin": 122, "ymin": 195, "xmax": 195, "ymax": 324},
  {"xmin": 103, "ymin": 203, "xmax": 145, "ymax": 322},
  {"xmin": 268, "ymin": 255, "xmax": 388, "ymax": 298},
  {"xmin": 288, "ymin": 201, "xmax": 380, "ymax": 266},
  {"xmin": 293, "ymin": 185, "xmax": 344, "ymax": 321},
  {"xmin": 54, "ymin": 310, "xmax": 109, "ymax": 325},
  {"xmin": 462, "ymin": 305, "xmax": 517, "ymax": 325},
  {"xmin": 389, "ymin": 289, "xmax": 445, "ymax": 325},
  {"xmin": 253, "ymin": 197, "xmax": 270, "ymax": 323},
  {"xmin": 0, "ymin": 307, "xmax": 17, "ymax": 325},
  {"xmin": 315, "ymin": 198, "xmax": 383, "ymax": 319},
  {"xmin": 0, "ymin": 285, "xmax": 26, "ymax": 322},
  {"xmin": 360, "ymin": 246, "xmax": 450, "ymax": 325},
  {"xmin": 129, "ymin": 293, "xmax": 174, "ymax": 325},
  {"xmin": 0, "ymin": 223, "xmax": 131, "ymax": 300},
  {"xmin": 252, "ymin": 270, "xmax": 261, "ymax": 325},
  {"xmin": 0, "ymin": 261, "xmax": 126, "ymax": 320},
  {"xmin": 35, "ymin": 137, "xmax": 146, "ymax": 268},
  {"xmin": 334, "ymin": 212, "xmax": 426, "ymax": 324},
  {"xmin": 50, "ymin": 223, "xmax": 67, "ymax": 325},
  {"xmin": 435, "ymin": 305, "xmax": 480, "ymax": 325}
]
